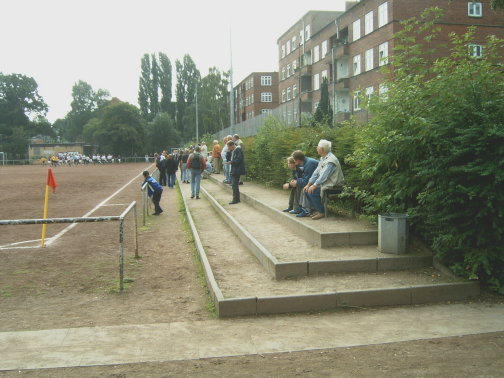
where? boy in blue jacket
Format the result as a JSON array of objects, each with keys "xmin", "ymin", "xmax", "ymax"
[{"xmin": 142, "ymin": 170, "xmax": 163, "ymax": 215}]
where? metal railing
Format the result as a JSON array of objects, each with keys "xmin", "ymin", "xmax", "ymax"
[{"xmin": 0, "ymin": 201, "xmax": 138, "ymax": 291}]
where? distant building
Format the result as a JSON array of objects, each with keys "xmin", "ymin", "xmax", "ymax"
[
  {"xmin": 28, "ymin": 142, "xmax": 98, "ymax": 162},
  {"xmin": 277, "ymin": 1, "xmax": 504, "ymax": 125},
  {"xmin": 233, "ymin": 72, "xmax": 279, "ymax": 124}
]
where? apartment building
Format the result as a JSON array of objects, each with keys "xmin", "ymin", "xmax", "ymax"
[
  {"xmin": 233, "ymin": 72, "xmax": 279, "ymax": 124},
  {"xmin": 277, "ymin": 0, "xmax": 504, "ymax": 125}
]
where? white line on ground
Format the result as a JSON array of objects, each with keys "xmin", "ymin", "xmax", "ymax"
[{"xmin": 45, "ymin": 167, "xmax": 152, "ymax": 247}]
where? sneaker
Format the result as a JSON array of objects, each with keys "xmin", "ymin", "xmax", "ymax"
[
  {"xmin": 282, "ymin": 207, "xmax": 293, "ymax": 212},
  {"xmin": 196, "ymin": 196, "xmax": 200, "ymax": 199},
  {"xmin": 152, "ymin": 212, "xmax": 160, "ymax": 216},
  {"xmin": 311, "ymin": 212, "xmax": 325, "ymax": 220},
  {"xmin": 296, "ymin": 209, "xmax": 311, "ymax": 218},
  {"xmin": 190, "ymin": 195, "xmax": 194, "ymax": 199},
  {"xmin": 289, "ymin": 208, "xmax": 302, "ymax": 214}
]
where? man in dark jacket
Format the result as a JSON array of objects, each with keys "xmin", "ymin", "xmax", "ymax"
[
  {"xmin": 289, "ymin": 150, "xmax": 319, "ymax": 214},
  {"xmin": 142, "ymin": 170, "xmax": 163, "ymax": 215},
  {"xmin": 226, "ymin": 140, "xmax": 245, "ymax": 204}
]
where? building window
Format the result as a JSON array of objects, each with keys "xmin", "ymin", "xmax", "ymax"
[
  {"xmin": 321, "ymin": 40, "xmax": 328, "ymax": 57},
  {"xmin": 353, "ymin": 54, "xmax": 361, "ymax": 76},
  {"xmin": 281, "ymin": 67, "xmax": 286, "ymax": 80},
  {"xmin": 353, "ymin": 19, "xmax": 361, "ymax": 41},
  {"xmin": 379, "ymin": 41, "xmax": 389, "ymax": 65},
  {"xmin": 305, "ymin": 24, "xmax": 311, "ymax": 41},
  {"xmin": 365, "ymin": 86, "xmax": 374, "ymax": 101},
  {"xmin": 314, "ymin": 73, "xmax": 320, "ymax": 91},
  {"xmin": 287, "ymin": 110, "xmax": 292, "ymax": 124},
  {"xmin": 313, "ymin": 45, "xmax": 320, "ymax": 63},
  {"xmin": 365, "ymin": 11, "xmax": 374, "ymax": 35},
  {"xmin": 365, "ymin": 48, "xmax": 374, "ymax": 71},
  {"xmin": 286, "ymin": 40, "xmax": 291, "ymax": 55},
  {"xmin": 321, "ymin": 69, "xmax": 328, "ymax": 82},
  {"xmin": 379, "ymin": 83, "xmax": 388, "ymax": 99},
  {"xmin": 293, "ymin": 59, "xmax": 297, "ymax": 71},
  {"xmin": 287, "ymin": 64, "xmax": 291, "ymax": 77},
  {"xmin": 250, "ymin": 94, "xmax": 254, "ymax": 103},
  {"xmin": 378, "ymin": 2, "xmax": 388, "ymax": 27},
  {"xmin": 249, "ymin": 78, "xmax": 253, "ymax": 88},
  {"xmin": 468, "ymin": 2, "xmax": 482, "ymax": 17},
  {"xmin": 469, "ymin": 44, "xmax": 483, "ymax": 58},
  {"xmin": 281, "ymin": 45, "xmax": 286, "ymax": 58},
  {"xmin": 261, "ymin": 109, "xmax": 273, "ymax": 115},
  {"xmin": 292, "ymin": 36, "xmax": 297, "ymax": 50},
  {"xmin": 293, "ymin": 84, "xmax": 297, "ymax": 98},
  {"xmin": 261, "ymin": 75, "xmax": 272, "ymax": 86},
  {"xmin": 287, "ymin": 87, "xmax": 291, "ymax": 101},
  {"xmin": 261, "ymin": 92, "xmax": 272, "ymax": 102},
  {"xmin": 282, "ymin": 89, "xmax": 286, "ymax": 103},
  {"xmin": 353, "ymin": 91, "xmax": 361, "ymax": 110},
  {"xmin": 299, "ymin": 30, "xmax": 304, "ymax": 45}
]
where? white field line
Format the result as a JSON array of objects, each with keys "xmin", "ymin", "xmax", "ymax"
[
  {"xmin": 45, "ymin": 168, "xmax": 149, "ymax": 246},
  {"xmin": 0, "ymin": 239, "xmax": 41, "ymax": 250},
  {"xmin": 99, "ymin": 204, "xmax": 125, "ymax": 207}
]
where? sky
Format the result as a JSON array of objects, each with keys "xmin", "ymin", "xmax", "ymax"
[{"xmin": 2, "ymin": 0, "xmax": 347, "ymax": 123}]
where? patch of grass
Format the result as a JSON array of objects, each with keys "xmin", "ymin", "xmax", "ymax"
[
  {"xmin": 177, "ymin": 186, "xmax": 217, "ymax": 318},
  {"xmin": 0, "ymin": 285, "xmax": 13, "ymax": 297},
  {"xmin": 13, "ymin": 269, "xmax": 32, "ymax": 275}
]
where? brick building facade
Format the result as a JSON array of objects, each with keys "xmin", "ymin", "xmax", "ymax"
[
  {"xmin": 276, "ymin": 0, "xmax": 504, "ymax": 125},
  {"xmin": 233, "ymin": 72, "xmax": 279, "ymax": 124}
]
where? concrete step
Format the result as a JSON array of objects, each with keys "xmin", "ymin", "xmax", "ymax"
[
  {"xmin": 201, "ymin": 179, "xmax": 432, "ymax": 279},
  {"xmin": 179, "ymin": 180, "xmax": 479, "ymax": 318},
  {"xmin": 206, "ymin": 175, "xmax": 377, "ymax": 248}
]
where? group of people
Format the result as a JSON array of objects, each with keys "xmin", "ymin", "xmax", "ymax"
[
  {"xmin": 143, "ymin": 137, "xmax": 342, "ymax": 220},
  {"xmin": 143, "ymin": 134, "xmax": 246, "ymax": 215},
  {"xmin": 282, "ymin": 139, "xmax": 344, "ymax": 220},
  {"xmin": 41, "ymin": 153, "xmax": 120, "ymax": 167}
]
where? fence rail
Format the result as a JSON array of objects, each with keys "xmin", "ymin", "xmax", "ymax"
[{"xmin": 0, "ymin": 201, "xmax": 138, "ymax": 291}]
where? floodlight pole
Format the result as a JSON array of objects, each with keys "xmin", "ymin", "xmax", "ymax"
[
  {"xmin": 195, "ymin": 86, "xmax": 199, "ymax": 142},
  {"xmin": 229, "ymin": 28, "xmax": 235, "ymax": 135}
]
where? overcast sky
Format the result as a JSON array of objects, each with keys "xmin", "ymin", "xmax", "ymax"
[{"xmin": 2, "ymin": 0, "xmax": 346, "ymax": 122}]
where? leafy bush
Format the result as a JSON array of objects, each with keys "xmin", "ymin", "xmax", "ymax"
[{"xmin": 350, "ymin": 9, "xmax": 504, "ymax": 292}]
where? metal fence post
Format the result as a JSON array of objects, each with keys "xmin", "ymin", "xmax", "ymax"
[
  {"xmin": 133, "ymin": 202, "xmax": 139, "ymax": 258},
  {"xmin": 119, "ymin": 218, "xmax": 124, "ymax": 291}
]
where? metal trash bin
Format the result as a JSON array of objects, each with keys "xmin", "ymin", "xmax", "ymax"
[{"xmin": 378, "ymin": 213, "xmax": 409, "ymax": 254}]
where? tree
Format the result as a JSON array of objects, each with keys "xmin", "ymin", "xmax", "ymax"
[
  {"xmin": 144, "ymin": 112, "xmax": 180, "ymax": 153},
  {"xmin": 175, "ymin": 55, "xmax": 200, "ymax": 138},
  {"xmin": 60, "ymin": 80, "xmax": 110, "ymax": 141},
  {"xmin": 158, "ymin": 52, "xmax": 173, "ymax": 116},
  {"xmin": 83, "ymin": 99, "xmax": 145, "ymax": 156},
  {"xmin": 0, "ymin": 73, "xmax": 49, "ymax": 158},
  {"xmin": 0, "ymin": 73, "xmax": 48, "ymax": 128},
  {"xmin": 138, "ymin": 52, "xmax": 174, "ymax": 122},
  {"xmin": 313, "ymin": 78, "xmax": 333, "ymax": 125},
  {"xmin": 491, "ymin": 0, "xmax": 504, "ymax": 10},
  {"xmin": 350, "ymin": 8, "xmax": 504, "ymax": 291},
  {"xmin": 197, "ymin": 67, "xmax": 230, "ymax": 135}
]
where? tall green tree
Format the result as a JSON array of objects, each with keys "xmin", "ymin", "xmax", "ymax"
[
  {"xmin": 0, "ymin": 73, "xmax": 48, "ymax": 158},
  {"xmin": 61, "ymin": 80, "xmax": 110, "ymax": 141},
  {"xmin": 313, "ymin": 77, "xmax": 333, "ymax": 125},
  {"xmin": 197, "ymin": 67, "xmax": 229, "ymax": 135},
  {"xmin": 138, "ymin": 54, "xmax": 151, "ymax": 120},
  {"xmin": 175, "ymin": 54, "xmax": 200, "ymax": 138},
  {"xmin": 145, "ymin": 112, "xmax": 180, "ymax": 152},
  {"xmin": 83, "ymin": 99, "xmax": 145, "ymax": 156},
  {"xmin": 491, "ymin": 0, "xmax": 504, "ymax": 10},
  {"xmin": 158, "ymin": 52, "xmax": 173, "ymax": 116}
]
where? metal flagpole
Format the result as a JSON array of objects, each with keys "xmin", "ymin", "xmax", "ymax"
[
  {"xmin": 195, "ymin": 86, "xmax": 199, "ymax": 142},
  {"xmin": 229, "ymin": 28, "xmax": 235, "ymax": 135}
]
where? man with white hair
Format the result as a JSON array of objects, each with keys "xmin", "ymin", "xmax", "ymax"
[{"xmin": 299, "ymin": 139, "xmax": 345, "ymax": 220}]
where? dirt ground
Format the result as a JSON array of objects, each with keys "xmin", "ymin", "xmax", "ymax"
[{"xmin": 1, "ymin": 165, "xmax": 503, "ymax": 376}]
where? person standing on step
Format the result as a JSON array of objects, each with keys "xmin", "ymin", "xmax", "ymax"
[
  {"xmin": 221, "ymin": 135, "xmax": 232, "ymax": 184},
  {"xmin": 142, "ymin": 170, "xmax": 164, "ymax": 215},
  {"xmin": 211, "ymin": 140, "xmax": 222, "ymax": 174},
  {"xmin": 232, "ymin": 134, "xmax": 244, "ymax": 185},
  {"xmin": 179, "ymin": 149, "xmax": 190, "ymax": 183},
  {"xmin": 187, "ymin": 146, "xmax": 206, "ymax": 199},
  {"xmin": 226, "ymin": 140, "xmax": 245, "ymax": 204},
  {"xmin": 165, "ymin": 154, "xmax": 178, "ymax": 189}
]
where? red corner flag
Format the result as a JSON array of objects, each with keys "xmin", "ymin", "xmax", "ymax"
[{"xmin": 47, "ymin": 168, "xmax": 58, "ymax": 193}]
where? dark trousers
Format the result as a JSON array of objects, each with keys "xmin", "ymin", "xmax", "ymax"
[
  {"xmin": 231, "ymin": 175, "xmax": 240, "ymax": 202},
  {"xmin": 159, "ymin": 170, "xmax": 167, "ymax": 186},
  {"xmin": 152, "ymin": 191, "xmax": 163, "ymax": 214}
]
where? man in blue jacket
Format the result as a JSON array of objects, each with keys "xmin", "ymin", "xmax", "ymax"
[
  {"xmin": 288, "ymin": 150, "xmax": 319, "ymax": 214},
  {"xmin": 226, "ymin": 140, "xmax": 245, "ymax": 204},
  {"xmin": 142, "ymin": 170, "xmax": 164, "ymax": 215}
]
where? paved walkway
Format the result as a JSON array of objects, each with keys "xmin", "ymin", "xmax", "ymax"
[{"xmin": 1, "ymin": 302, "xmax": 504, "ymax": 371}]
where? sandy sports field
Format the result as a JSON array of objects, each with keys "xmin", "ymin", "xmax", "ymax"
[{"xmin": 0, "ymin": 163, "xmax": 209, "ymax": 332}]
